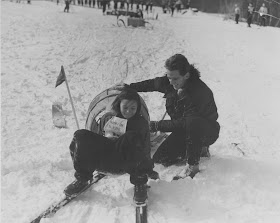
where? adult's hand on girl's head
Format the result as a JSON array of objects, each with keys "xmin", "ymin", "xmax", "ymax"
[{"xmin": 112, "ymin": 82, "xmax": 128, "ymax": 91}]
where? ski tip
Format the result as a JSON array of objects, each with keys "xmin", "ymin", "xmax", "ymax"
[{"xmin": 30, "ymin": 216, "xmax": 42, "ymax": 223}]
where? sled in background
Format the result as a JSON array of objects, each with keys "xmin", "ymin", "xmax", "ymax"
[
  {"xmin": 107, "ymin": 9, "xmax": 139, "ymax": 17},
  {"xmin": 182, "ymin": 8, "xmax": 199, "ymax": 15},
  {"xmin": 107, "ymin": 9, "xmax": 154, "ymax": 28},
  {"xmin": 117, "ymin": 17, "xmax": 149, "ymax": 28}
]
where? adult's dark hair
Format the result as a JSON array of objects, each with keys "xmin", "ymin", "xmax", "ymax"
[
  {"xmin": 111, "ymin": 88, "xmax": 142, "ymax": 117},
  {"xmin": 165, "ymin": 54, "xmax": 201, "ymax": 80}
]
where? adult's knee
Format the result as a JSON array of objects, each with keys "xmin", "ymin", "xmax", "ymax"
[{"xmin": 186, "ymin": 117, "xmax": 219, "ymax": 144}]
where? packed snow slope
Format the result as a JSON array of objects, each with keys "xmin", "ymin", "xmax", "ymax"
[{"xmin": 1, "ymin": 1, "xmax": 280, "ymax": 223}]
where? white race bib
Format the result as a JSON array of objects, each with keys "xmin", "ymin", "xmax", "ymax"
[{"xmin": 104, "ymin": 117, "xmax": 127, "ymax": 138}]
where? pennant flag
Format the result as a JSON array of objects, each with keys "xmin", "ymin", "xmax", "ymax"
[{"xmin": 55, "ymin": 66, "xmax": 66, "ymax": 88}]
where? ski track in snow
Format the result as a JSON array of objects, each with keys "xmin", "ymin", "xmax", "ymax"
[{"xmin": 1, "ymin": 1, "xmax": 280, "ymax": 223}]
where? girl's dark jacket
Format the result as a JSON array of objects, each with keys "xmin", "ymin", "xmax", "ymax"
[
  {"xmin": 115, "ymin": 113, "xmax": 151, "ymax": 163},
  {"xmin": 129, "ymin": 75, "xmax": 220, "ymax": 133}
]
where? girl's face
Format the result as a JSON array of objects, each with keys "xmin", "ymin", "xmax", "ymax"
[{"xmin": 120, "ymin": 99, "xmax": 138, "ymax": 119}]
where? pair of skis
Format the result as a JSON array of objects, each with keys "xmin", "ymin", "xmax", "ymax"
[
  {"xmin": 30, "ymin": 172, "xmax": 148, "ymax": 223},
  {"xmin": 30, "ymin": 133, "xmax": 172, "ymax": 223},
  {"xmin": 30, "ymin": 172, "xmax": 106, "ymax": 223}
]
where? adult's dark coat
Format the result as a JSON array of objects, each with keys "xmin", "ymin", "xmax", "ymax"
[{"xmin": 130, "ymin": 75, "xmax": 219, "ymax": 133}]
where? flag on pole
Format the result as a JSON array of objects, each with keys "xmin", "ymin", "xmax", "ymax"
[
  {"xmin": 55, "ymin": 66, "xmax": 66, "ymax": 87},
  {"xmin": 54, "ymin": 65, "xmax": 80, "ymax": 129}
]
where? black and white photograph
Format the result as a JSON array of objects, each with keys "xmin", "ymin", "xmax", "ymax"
[{"xmin": 1, "ymin": 0, "xmax": 280, "ymax": 222}]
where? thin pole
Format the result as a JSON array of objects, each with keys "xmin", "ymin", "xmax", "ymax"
[{"xmin": 64, "ymin": 75, "xmax": 80, "ymax": 130}]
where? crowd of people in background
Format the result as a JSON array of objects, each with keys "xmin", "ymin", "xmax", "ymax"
[
  {"xmin": 12, "ymin": 0, "xmax": 274, "ymax": 27},
  {"xmin": 58, "ymin": 0, "xmax": 187, "ymax": 17},
  {"xmin": 15, "ymin": 0, "xmax": 31, "ymax": 3},
  {"xmin": 234, "ymin": 2, "xmax": 269, "ymax": 28},
  {"xmin": 162, "ymin": 0, "xmax": 188, "ymax": 17},
  {"xmin": 58, "ymin": 0, "xmax": 156, "ymax": 13},
  {"xmin": 11, "ymin": 0, "xmax": 187, "ymax": 17}
]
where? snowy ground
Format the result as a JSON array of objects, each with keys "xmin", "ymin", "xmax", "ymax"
[{"xmin": 1, "ymin": 1, "xmax": 280, "ymax": 223}]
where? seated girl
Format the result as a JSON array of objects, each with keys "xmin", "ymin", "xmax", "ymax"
[{"xmin": 64, "ymin": 88, "xmax": 158, "ymax": 203}]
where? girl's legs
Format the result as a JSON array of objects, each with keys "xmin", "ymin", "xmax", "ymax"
[
  {"xmin": 69, "ymin": 129, "xmax": 118, "ymax": 181},
  {"xmin": 116, "ymin": 131, "xmax": 152, "ymax": 203},
  {"xmin": 115, "ymin": 131, "xmax": 153, "ymax": 176},
  {"xmin": 66, "ymin": 129, "xmax": 154, "ymax": 197}
]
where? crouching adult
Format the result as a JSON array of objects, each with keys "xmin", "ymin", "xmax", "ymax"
[{"xmin": 115, "ymin": 54, "xmax": 220, "ymax": 178}]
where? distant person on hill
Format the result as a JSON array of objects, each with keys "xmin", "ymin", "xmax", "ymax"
[
  {"xmin": 186, "ymin": 0, "xmax": 190, "ymax": 9},
  {"xmin": 175, "ymin": 0, "xmax": 182, "ymax": 13},
  {"xmin": 170, "ymin": 0, "xmax": 175, "ymax": 17},
  {"xmin": 136, "ymin": 8, "xmax": 144, "ymax": 18},
  {"xmin": 247, "ymin": 3, "xmax": 254, "ymax": 27},
  {"xmin": 107, "ymin": 0, "xmax": 111, "ymax": 9},
  {"xmin": 64, "ymin": 0, "xmax": 71, "ymax": 12},
  {"xmin": 102, "ymin": 0, "xmax": 107, "ymax": 14},
  {"xmin": 258, "ymin": 3, "xmax": 268, "ymax": 26},
  {"xmin": 162, "ymin": 3, "xmax": 167, "ymax": 13},
  {"xmin": 145, "ymin": 2, "xmax": 149, "ymax": 12},
  {"xmin": 234, "ymin": 4, "xmax": 240, "ymax": 24},
  {"xmin": 141, "ymin": 1, "xmax": 145, "ymax": 10},
  {"xmin": 149, "ymin": 1, "xmax": 153, "ymax": 12},
  {"xmin": 120, "ymin": 0, "xmax": 125, "ymax": 9},
  {"xmin": 114, "ymin": 0, "xmax": 118, "ymax": 10}
]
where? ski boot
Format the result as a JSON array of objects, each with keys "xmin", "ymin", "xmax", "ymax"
[
  {"xmin": 130, "ymin": 174, "xmax": 148, "ymax": 204},
  {"xmin": 64, "ymin": 179, "xmax": 91, "ymax": 197},
  {"xmin": 134, "ymin": 184, "xmax": 148, "ymax": 204},
  {"xmin": 147, "ymin": 170, "xmax": 159, "ymax": 180}
]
